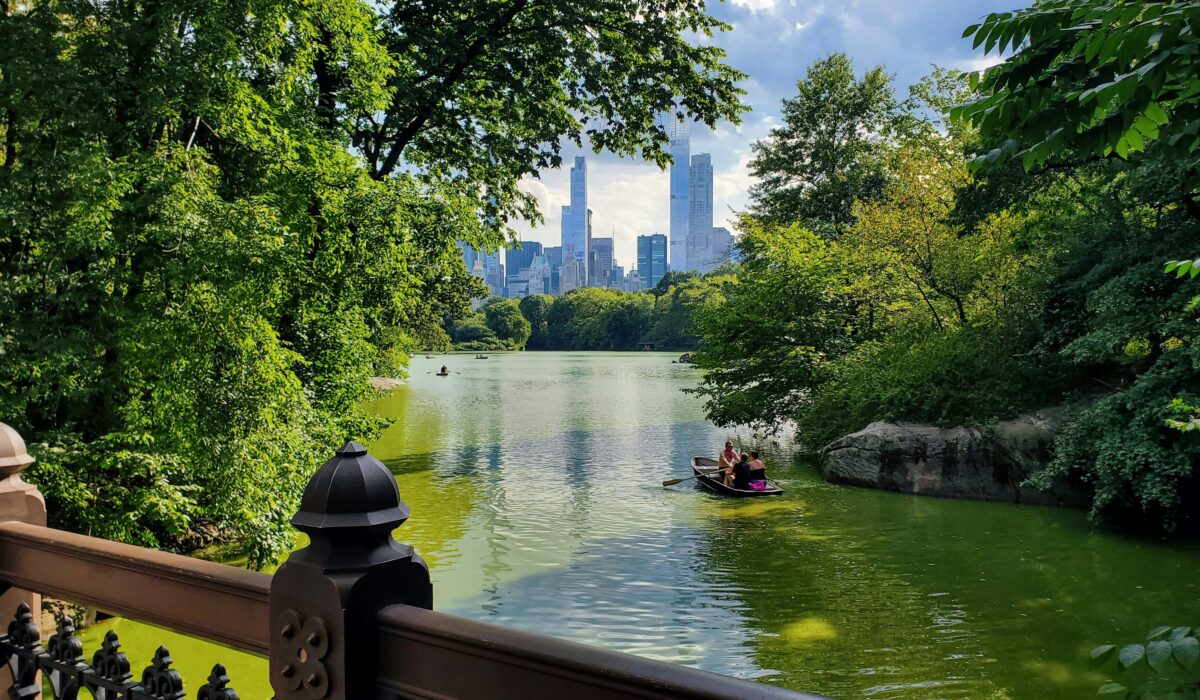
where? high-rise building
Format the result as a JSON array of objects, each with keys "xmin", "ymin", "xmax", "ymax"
[
  {"xmin": 625, "ymin": 270, "xmax": 645, "ymax": 292},
  {"xmin": 668, "ymin": 118, "xmax": 690, "ymax": 272},
  {"xmin": 505, "ymin": 241, "xmax": 543, "ymax": 279},
  {"xmin": 560, "ymin": 254, "xmax": 582, "ymax": 293},
  {"xmin": 689, "ymin": 153, "xmax": 714, "ymax": 237},
  {"xmin": 543, "ymin": 245, "xmax": 562, "ymax": 294},
  {"xmin": 637, "ymin": 234, "xmax": 668, "ymax": 290},
  {"xmin": 457, "ymin": 240, "xmax": 479, "ymax": 273},
  {"xmin": 589, "ymin": 237, "xmax": 614, "ymax": 287},
  {"xmin": 527, "ymin": 255, "xmax": 551, "ymax": 296},
  {"xmin": 560, "ymin": 156, "xmax": 588, "ymax": 281},
  {"xmin": 687, "ymin": 226, "xmax": 734, "ymax": 274}
]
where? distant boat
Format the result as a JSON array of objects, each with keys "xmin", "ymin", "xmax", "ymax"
[
  {"xmin": 425, "ymin": 355, "xmax": 435, "ymax": 359},
  {"xmin": 475, "ymin": 354, "xmax": 489, "ymax": 359},
  {"xmin": 436, "ymin": 370, "xmax": 450, "ymax": 376},
  {"xmin": 690, "ymin": 457, "xmax": 783, "ymax": 498}
]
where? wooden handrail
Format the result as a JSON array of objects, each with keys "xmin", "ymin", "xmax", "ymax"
[
  {"xmin": 375, "ymin": 604, "xmax": 825, "ymax": 700},
  {"xmin": 0, "ymin": 520, "xmax": 270, "ymax": 655}
]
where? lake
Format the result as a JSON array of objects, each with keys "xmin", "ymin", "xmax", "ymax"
[{"xmin": 83, "ymin": 352, "xmax": 1200, "ymax": 698}]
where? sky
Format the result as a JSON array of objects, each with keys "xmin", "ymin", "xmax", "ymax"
[{"xmin": 508, "ymin": 0, "xmax": 1025, "ymax": 270}]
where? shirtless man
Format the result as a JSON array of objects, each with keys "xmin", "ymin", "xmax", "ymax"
[{"xmin": 717, "ymin": 441, "xmax": 738, "ymax": 477}]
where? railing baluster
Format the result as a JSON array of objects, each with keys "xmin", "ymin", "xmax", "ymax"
[
  {"xmin": 43, "ymin": 616, "xmax": 86, "ymax": 700},
  {"xmin": 1, "ymin": 602, "xmax": 43, "ymax": 699},
  {"xmin": 196, "ymin": 664, "xmax": 238, "ymax": 700}
]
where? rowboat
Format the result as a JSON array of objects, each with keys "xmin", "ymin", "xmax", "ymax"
[
  {"xmin": 691, "ymin": 457, "xmax": 784, "ymax": 497},
  {"xmin": 436, "ymin": 371, "xmax": 449, "ymax": 376}
]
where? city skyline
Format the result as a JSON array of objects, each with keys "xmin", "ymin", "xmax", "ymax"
[{"xmin": 507, "ymin": 1, "xmax": 1016, "ymax": 268}]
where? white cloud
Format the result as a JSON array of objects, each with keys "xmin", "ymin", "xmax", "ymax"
[{"xmin": 731, "ymin": 0, "xmax": 779, "ymax": 13}]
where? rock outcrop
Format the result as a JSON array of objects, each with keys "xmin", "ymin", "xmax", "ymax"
[{"xmin": 819, "ymin": 410, "xmax": 1085, "ymax": 506}]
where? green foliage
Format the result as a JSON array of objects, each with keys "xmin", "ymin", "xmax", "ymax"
[
  {"xmin": 518, "ymin": 294, "xmax": 554, "ymax": 350},
  {"xmin": 955, "ymin": 0, "xmax": 1200, "ymax": 185},
  {"xmin": 691, "ymin": 223, "xmax": 855, "ymax": 432},
  {"xmin": 1090, "ymin": 625, "xmax": 1200, "ymax": 698},
  {"xmin": 0, "ymin": 0, "xmax": 745, "ymax": 564},
  {"xmin": 801, "ymin": 322, "xmax": 1068, "ymax": 449},
  {"xmin": 482, "ymin": 298, "xmax": 532, "ymax": 350},
  {"xmin": 748, "ymin": 52, "xmax": 897, "ymax": 234}
]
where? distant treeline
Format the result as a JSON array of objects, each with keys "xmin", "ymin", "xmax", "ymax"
[{"xmin": 438, "ymin": 271, "xmax": 729, "ymax": 352}]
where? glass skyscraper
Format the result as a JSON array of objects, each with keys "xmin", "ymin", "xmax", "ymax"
[
  {"xmin": 668, "ymin": 119, "xmax": 690, "ymax": 273},
  {"xmin": 637, "ymin": 234, "xmax": 668, "ymax": 290},
  {"xmin": 560, "ymin": 156, "xmax": 589, "ymax": 281},
  {"xmin": 689, "ymin": 153, "xmax": 713, "ymax": 235}
]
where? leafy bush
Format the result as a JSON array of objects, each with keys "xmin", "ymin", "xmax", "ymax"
[
  {"xmin": 800, "ymin": 319, "xmax": 1068, "ymax": 449},
  {"xmin": 1091, "ymin": 625, "xmax": 1200, "ymax": 698}
]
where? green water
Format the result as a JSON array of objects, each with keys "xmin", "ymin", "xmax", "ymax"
[{"xmin": 82, "ymin": 352, "xmax": 1200, "ymax": 699}]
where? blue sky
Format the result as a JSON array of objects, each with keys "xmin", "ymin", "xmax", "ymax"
[{"xmin": 509, "ymin": 0, "xmax": 1024, "ymax": 269}]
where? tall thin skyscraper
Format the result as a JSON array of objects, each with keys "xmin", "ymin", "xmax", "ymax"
[
  {"xmin": 560, "ymin": 156, "xmax": 589, "ymax": 282},
  {"xmin": 668, "ymin": 118, "xmax": 690, "ymax": 273},
  {"xmin": 689, "ymin": 153, "xmax": 713, "ymax": 236}
]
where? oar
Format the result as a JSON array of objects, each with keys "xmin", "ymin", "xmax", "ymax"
[{"xmin": 662, "ymin": 469, "xmax": 726, "ymax": 487}]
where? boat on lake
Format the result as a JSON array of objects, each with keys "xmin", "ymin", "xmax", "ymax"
[
  {"xmin": 691, "ymin": 457, "xmax": 784, "ymax": 497},
  {"xmin": 475, "ymin": 354, "xmax": 488, "ymax": 359},
  {"xmin": 436, "ymin": 371, "xmax": 449, "ymax": 376}
]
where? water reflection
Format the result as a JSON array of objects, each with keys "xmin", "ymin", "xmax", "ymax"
[{"xmin": 80, "ymin": 352, "xmax": 1200, "ymax": 699}]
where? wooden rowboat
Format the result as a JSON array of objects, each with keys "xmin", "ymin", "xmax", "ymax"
[
  {"xmin": 691, "ymin": 457, "xmax": 784, "ymax": 498},
  {"xmin": 436, "ymin": 371, "xmax": 450, "ymax": 376}
]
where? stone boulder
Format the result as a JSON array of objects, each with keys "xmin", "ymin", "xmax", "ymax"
[{"xmin": 819, "ymin": 410, "xmax": 1085, "ymax": 506}]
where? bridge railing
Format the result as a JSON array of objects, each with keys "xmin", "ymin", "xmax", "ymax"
[{"xmin": 0, "ymin": 422, "xmax": 825, "ymax": 699}]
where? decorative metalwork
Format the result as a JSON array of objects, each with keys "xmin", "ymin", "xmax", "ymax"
[
  {"xmin": 0, "ymin": 607, "xmax": 242, "ymax": 700},
  {"xmin": 274, "ymin": 610, "xmax": 329, "ymax": 699}
]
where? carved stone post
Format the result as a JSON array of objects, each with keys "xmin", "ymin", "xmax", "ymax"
[
  {"xmin": 0, "ymin": 422, "xmax": 46, "ymax": 697},
  {"xmin": 269, "ymin": 441, "xmax": 432, "ymax": 699}
]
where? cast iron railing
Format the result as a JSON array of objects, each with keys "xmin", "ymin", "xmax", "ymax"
[{"xmin": 0, "ymin": 423, "xmax": 825, "ymax": 699}]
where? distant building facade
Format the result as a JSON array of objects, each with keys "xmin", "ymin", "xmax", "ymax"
[
  {"xmin": 589, "ymin": 237, "xmax": 614, "ymax": 287},
  {"xmin": 559, "ymin": 254, "xmax": 583, "ymax": 293},
  {"xmin": 668, "ymin": 119, "xmax": 690, "ymax": 272},
  {"xmin": 560, "ymin": 157, "xmax": 589, "ymax": 281},
  {"xmin": 689, "ymin": 153, "xmax": 713, "ymax": 238},
  {"xmin": 687, "ymin": 226, "xmax": 734, "ymax": 274},
  {"xmin": 637, "ymin": 234, "xmax": 668, "ymax": 290}
]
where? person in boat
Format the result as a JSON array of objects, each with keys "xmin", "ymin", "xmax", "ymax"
[
  {"xmin": 717, "ymin": 441, "xmax": 739, "ymax": 479},
  {"xmin": 725, "ymin": 452, "xmax": 752, "ymax": 490},
  {"xmin": 747, "ymin": 451, "xmax": 768, "ymax": 490},
  {"xmin": 440, "ymin": 365, "xmax": 448, "ymax": 374}
]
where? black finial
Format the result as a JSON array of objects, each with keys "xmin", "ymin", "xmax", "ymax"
[{"xmin": 291, "ymin": 441, "xmax": 409, "ymax": 531}]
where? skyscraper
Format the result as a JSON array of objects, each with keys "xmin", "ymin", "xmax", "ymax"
[
  {"xmin": 637, "ymin": 233, "xmax": 668, "ymax": 290},
  {"xmin": 457, "ymin": 240, "xmax": 479, "ymax": 273},
  {"xmin": 668, "ymin": 119, "xmax": 690, "ymax": 272},
  {"xmin": 589, "ymin": 237, "xmax": 614, "ymax": 287},
  {"xmin": 505, "ymin": 241, "xmax": 543, "ymax": 279},
  {"xmin": 560, "ymin": 254, "xmax": 582, "ymax": 293},
  {"xmin": 560, "ymin": 156, "xmax": 589, "ymax": 281},
  {"xmin": 688, "ymin": 226, "xmax": 734, "ymax": 274},
  {"xmin": 689, "ymin": 153, "xmax": 714, "ymax": 236}
]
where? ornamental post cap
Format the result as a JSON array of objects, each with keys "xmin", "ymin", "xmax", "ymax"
[
  {"xmin": 291, "ymin": 440, "xmax": 410, "ymax": 531},
  {"xmin": 0, "ymin": 422, "xmax": 34, "ymax": 472}
]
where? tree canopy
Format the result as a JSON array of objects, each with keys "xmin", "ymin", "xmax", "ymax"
[
  {"xmin": 748, "ymin": 52, "xmax": 896, "ymax": 234},
  {"xmin": 0, "ymin": 0, "xmax": 745, "ymax": 565}
]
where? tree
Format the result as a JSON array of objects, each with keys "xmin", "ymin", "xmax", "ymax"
[
  {"xmin": 450, "ymin": 314, "xmax": 498, "ymax": 345},
  {"xmin": 518, "ymin": 294, "xmax": 554, "ymax": 349},
  {"xmin": 545, "ymin": 287, "xmax": 623, "ymax": 349},
  {"xmin": 0, "ymin": 0, "xmax": 747, "ymax": 564},
  {"xmin": 652, "ymin": 270, "xmax": 698, "ymax": 296},
  {"xmin": 955, "ymin": 1, "xmax": 1200, "ymax": 196},
  {"xmin": 355, "ymin": 0, "xmax": 748, "ymax": 224},
  {"xmin": 748, "ymin": 53, "xmax": 897, "ymax": 235},
  {"xmin": 483, "ymin": 298, "xmax": 532, "ymax": 349},
  {"xmin": 691, "ymin": 223, "xmax": 856, "ymax": 431}
]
